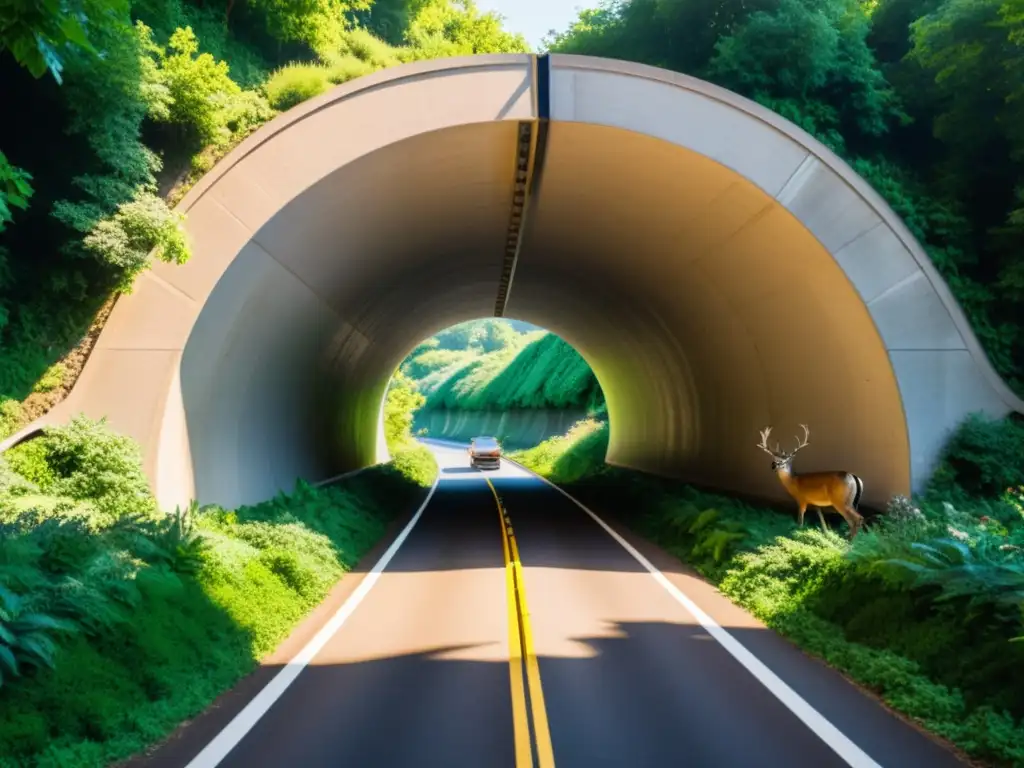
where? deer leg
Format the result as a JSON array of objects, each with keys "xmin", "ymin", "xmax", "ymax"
[
  {"xmin": 840, "ymin": 505, "xmax": 864, "ymax": 540},
  {"xmin": 797, "ymin": 502, "xmax": 807, "ymax": 527},
  {"xmin": 815, "ymin": 506, "xmax": 829, "ymax": 532}
]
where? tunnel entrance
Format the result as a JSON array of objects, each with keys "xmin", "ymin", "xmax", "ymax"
[
  {"xmin": 24, "ymin": 53, "xmax": 1021, "ymax": 513},
  {"xmin": 388, "ymin": 318, "xmax": 607, "ymax": 454}
]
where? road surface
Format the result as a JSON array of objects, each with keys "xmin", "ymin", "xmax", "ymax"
[{"xmin": 139, "ymin": 441, "xmax": 965, "ymax": 768}]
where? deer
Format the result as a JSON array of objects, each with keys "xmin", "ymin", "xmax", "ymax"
[{"xmin": 756, "ymin": 424, "xmax": 865, "ymax": 540}]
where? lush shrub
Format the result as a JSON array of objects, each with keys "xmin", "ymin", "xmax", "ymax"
[
  {"xmin": 4, "ymin": 416, "xmax": 155, "ymax": 519},
  {"xmin": 264, "ymin": 63, "xmax": 334, "ymax": 111},
  {"xmin": 383, "ymin": 370, "xmax": 425, "ymax": 450},
  {"xmin": 511, "ymin": 419, "xmax": 609, "ymax": 484},
  {"xmin": 81, "ymin": 191, "xmax": 189, "ymax": 291},
  {"xmin": 339, "ymin": 27, "xmax": 403, "ymax": 67},
  {"xmin": 325, "ymin": 54, "xmax": 376, "ymax": 84},
  {"xmin": 926, "ymin": 413, "xmax": 1024, "ymax": 500},
  {"xmin": 390, "ymin": 444, "xmax": 437, "ymax": 488},
  {"xmin": 0, "ymin": 423, "xmax": 433, "ymax": 766},
  {"xmin": 0, "ymin": 152, "xmax": 33, "ymax": 234},
  {"xmin": 381, "ymin": 370, "xmax": 437, "ymax": 488},
  {"xmin": 138, "ymin": 23, "xmax": 243, "ymax": 146}
]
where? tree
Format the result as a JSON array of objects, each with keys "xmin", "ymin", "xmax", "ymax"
[
  {"xmin": 0, "ymin": 0, "xmax": 128, "ymax": 83},
  {"xmin": 404, "ymin": 0, "xmax": 529, "ymax": 56},
  {"xmin": 0, "ymin": 151, "xmax": 33, "ymax": 233}
]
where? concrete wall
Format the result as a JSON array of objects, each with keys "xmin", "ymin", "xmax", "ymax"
[{"xmin": 3, "ymin": 53, "xmax": 1020, "ymax": 512}]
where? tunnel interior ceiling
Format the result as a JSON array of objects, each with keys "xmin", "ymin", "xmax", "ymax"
[
  {"xmin": 509, "ymin": 121, "xmax": 911, "ymax": 504},
  {"xmin": 181, "ymin": 120, "xmax": 526, "ymax": 506},
  {"xmin": 188, "ymin": 113, "xmax": 913, "ymax": 508},
  {"xmin": 38, "ymin": 54, "xmax": 1022, "ymax": 512}
]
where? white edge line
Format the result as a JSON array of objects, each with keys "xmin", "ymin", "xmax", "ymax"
[
  {"xmin": 502, "ymin": 456, "xmax": 883, "ymax": 768},
  {"xmin": 185, "ymin": 471, "xmax": 442, "ymax": 768}
]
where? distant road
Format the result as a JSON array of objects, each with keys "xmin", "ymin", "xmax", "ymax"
[{"xmin": 136, "ymin": 441, "xmax": 965, "ymax": 768}]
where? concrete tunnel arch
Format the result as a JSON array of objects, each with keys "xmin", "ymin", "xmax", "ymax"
[{"xmin": 9, "ymin": 52, "xmax": 1023, "ymax": 513}]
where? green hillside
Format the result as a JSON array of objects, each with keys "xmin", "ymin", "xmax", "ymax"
[
  {"xmin": 399, "ymin": 319, "xmax": 606, "ymax": 413},
  {"xmin": 0, "ymin": 1, "xmax": 529, "ymax": 440}
]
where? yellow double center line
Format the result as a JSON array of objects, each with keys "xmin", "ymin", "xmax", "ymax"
[{"xmin": 486, "ymin": 477, "xmax": 555, "ymax": 768}]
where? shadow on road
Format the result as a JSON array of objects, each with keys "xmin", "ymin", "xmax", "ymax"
[
  {"xmin": 127, "ymin": 619, "xmax": 965, "ymax": 768},
  {"xmin": 373, "ymin": 477, "xmax": 664, "ymax": 574},
  {"xmin": 441, "ymin": 467, "xmax": 479, "ymax": 475}
]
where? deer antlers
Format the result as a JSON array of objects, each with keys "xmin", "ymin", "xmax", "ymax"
[{"xmin": 756, "ymin": 424, "xmax": 811, "ymax": 460}]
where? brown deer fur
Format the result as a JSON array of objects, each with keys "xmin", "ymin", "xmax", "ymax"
[{"xmin": 756, "ymin": 424, "xmax": 865, "ymax": 539}]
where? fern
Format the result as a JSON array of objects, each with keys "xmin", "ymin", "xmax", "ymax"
[
  {"xmin": 885, "ymin": 537, "xmax": 1024, "ymax": 614},
  {"xmin": 0, "ymin": 585, "xmax": 77, "ymax": 688}
]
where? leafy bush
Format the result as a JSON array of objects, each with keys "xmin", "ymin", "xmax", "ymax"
[
  {"xmin": 340, "ymin": 27, "xmax": 403, "ymax": 67},
  {"xmin": 0, "ymin": 420, "xmax": 434, "ymax": 766},
  {"xmin": 383, "ymin": 370, "xmax": 425, "ymax": 450},
  {"xmin": 4, "ymin": 416, "xmax": 154, "ymax": 519},
  {"xmin": 381, "ymin": 369, "xmax": 437, "ymax": 488},
  {"xmin": 511, "ymin": 419, "xmax": 609, "ymax": 484},
  {"xmin": 82, "ymin": 191, "xmax": 189, "ymax": 291},
  {"xmin": 390, "ymin": 444, "xmax": 437, "ymax": 488},
  {"xmin": 0, "ymin": 399, "xmax": 24, "ymax": 439},
  {"xmin": 325, "ymin": 54, "xmax": 376, "ymax": 84},
  {"xmin": 265, "ymin": 63, "xmax": 334, "ymax": 111},
  {"xmin": 32, "ymin": 363, "xmax": 65, "ymax": 394},
  {"xmin": 927, "ymin": 413, "xmax": 1024, "ymax": 499},
  {"xmin": 138, "ymin": 23, "xmax": 244, "ymax": 146},
  {"xmin": 0, "ymin": 152, "xmax": 33, "ymax": 233}
]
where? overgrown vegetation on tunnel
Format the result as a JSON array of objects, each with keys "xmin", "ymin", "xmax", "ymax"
[
  {"xmin": 0, "ymin": 382, "xmax": 435, "ymax": 766},
  {"xmin": 0, "ymin": 0, "xmax": 530, "ymax": 442},
  {"xmin": 511, "ymin": 417, "xmax": 1024, "ymax": 765}
]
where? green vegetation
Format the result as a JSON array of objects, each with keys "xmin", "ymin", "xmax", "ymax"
[
  {"xmin": 512, "ymin": 417, "xmax": 1024, "ymax": 765},
  {"xmin": 0, "ymin": 1, "xmax": 528, "ymax": 443},
  {"xmin": 4, "ymin": 0, "xmax": 1024, "ymax": 760},
  {"xmin": 0, "ymin": 403, "xmax": 434, "ymax": 765},
  {"xmin": 400, "ymin": 319, "xmax": 606, "ymax": 413},
  {"xmin": 383, "ymin": 370, "xmax": 437, "ymax": 487},
  {"xmin": 546, "ymin": 0, "xmax": 1024, "ymax": 397}
]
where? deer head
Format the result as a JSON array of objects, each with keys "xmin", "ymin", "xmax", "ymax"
[{"xmin": 756, "ymin": 424, "xmax": 810, "ymax": 473}]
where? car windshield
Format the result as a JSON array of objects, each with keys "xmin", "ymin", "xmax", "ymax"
[{"xmin": 472, "ymin": 437, "xmax": 499, "ymax": 450}]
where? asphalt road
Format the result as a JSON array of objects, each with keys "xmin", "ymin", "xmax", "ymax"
[{"xmin": 140, "ymin": 441, "xmax": 967, "ymax": 768}]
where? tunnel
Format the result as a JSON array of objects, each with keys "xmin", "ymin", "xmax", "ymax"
[{"xmin": 10, "ymin": 53, "xmax": 1022, "ymax": 513}]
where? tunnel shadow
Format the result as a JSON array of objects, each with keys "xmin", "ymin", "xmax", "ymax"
[
  {"xmin": 372, "ymin": 473, "xmax": 674, "ymax": 574},
  {"xmin": 124, "ymin": 620, "xmax": 966, "ymax": 768}
]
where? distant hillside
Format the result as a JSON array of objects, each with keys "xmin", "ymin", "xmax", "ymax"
[{"xmin": 398, "ymin": 319, "xmax": 605, "ymax": 414}]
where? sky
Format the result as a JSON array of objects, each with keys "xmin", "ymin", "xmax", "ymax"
[{"xmin": 474, "ymin": 0, "xmax": 588, "ymax": 50}]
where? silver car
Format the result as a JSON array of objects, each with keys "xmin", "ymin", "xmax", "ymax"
[{"xmin": 468, "ymin": 436, "xmax": 502, "ymax": 470}]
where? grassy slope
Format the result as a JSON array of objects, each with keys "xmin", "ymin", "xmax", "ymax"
[
  {"xmin": 512, "ymin": 421, "xmax": 1024, "ymax": 766},
  {"xmin": 0, "ymin": 417, "xmax": 436, "ymax": 768},
  {"xmin": 419, "ymin": 331, "xmax": 604, "ymax": 412}
]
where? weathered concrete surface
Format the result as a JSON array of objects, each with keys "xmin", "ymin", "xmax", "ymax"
[{"xmin": 5, "ymin": 53, "xmax": 1021, "ymax": 511}]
